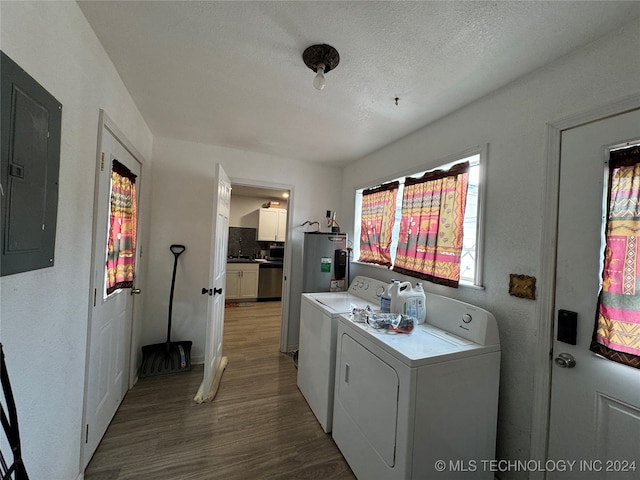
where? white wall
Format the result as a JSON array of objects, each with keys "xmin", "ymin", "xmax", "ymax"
[
  {"xmin": 2, "ymin": 3, "xmax": 637, "ymax": 479},
  {"xmin": 0, "ymin": 2, "xmax": 153, "ymax": 479},
  {"xmin": 144, "ymin": 137, "xmax": 343, "ymax": 362},
  {"xmin": 342, "ymin": 19, "xmax": 640, "ymax": 478},
  {"xmin": 229, "ymin": 196, "xmax": 262, "ymax": 227}
]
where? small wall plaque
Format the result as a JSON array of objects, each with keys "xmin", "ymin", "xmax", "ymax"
[{"xmin": 509, "ymin": 274, "xmax": 536, "ymax": 300}]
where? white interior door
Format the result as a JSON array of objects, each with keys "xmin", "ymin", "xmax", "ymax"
[
  {"xmin": 548, "ymin": 109, "xmax": 640, "ymax": 477},
  {"xmin": 195, "ymin": 163, "xmax": 231, "ymax": 402},
  {"xmin": 83, "ymin": 119, "xmax": 142, "ymax": 468}
]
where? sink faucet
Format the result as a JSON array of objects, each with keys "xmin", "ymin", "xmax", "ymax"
[{"xmin": 238, "ymin": 239, "xmax": 242, "ymax": 258}]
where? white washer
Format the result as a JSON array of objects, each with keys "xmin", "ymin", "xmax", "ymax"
[
  {"xmin": 297, "ymin": 276, "xmax": 388, "ymax": 433},
  {"xmin": 332, "ymin": 293, "xmax": 501, "ymax": 480}
]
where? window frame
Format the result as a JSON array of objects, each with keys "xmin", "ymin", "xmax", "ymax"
[{"xmin": 353, "ymin": 144, "xmax": 487, "ymax": 288}]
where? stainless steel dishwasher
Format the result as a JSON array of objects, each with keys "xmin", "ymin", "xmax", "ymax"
[{"xmin": 257, "ymin": 262, "xmax": 283, "ymax": 300}]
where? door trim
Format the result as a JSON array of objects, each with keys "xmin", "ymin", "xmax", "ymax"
[
  {"xmin": 80, "ymin": 109, "xmax": 147, "ymax": 470},
  {"xmin": 531, "ymin": 93, "xmax": 640, "ymax": 478}
]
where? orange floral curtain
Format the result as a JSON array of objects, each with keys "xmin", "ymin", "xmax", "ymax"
[
  {"xmin": 394, "ymin": 162, "xmax": 469, "ymax": 287},
  {"xmin": 106, "ymin": 160, "xmax": 137, "ymax": 295},
  {"xmin": 591, "ymin": 146, "xmax": 640, "ymax": 369},
  {"xmin": 358, "ymin": 181, "xmax": 399, "ymax": 266}
]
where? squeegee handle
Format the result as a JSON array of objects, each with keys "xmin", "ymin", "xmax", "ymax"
[{"xmin": 167, "ymin": 244, "xmax": 186, "ymax": 343}]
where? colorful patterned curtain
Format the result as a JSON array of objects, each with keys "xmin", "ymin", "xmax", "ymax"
[
  {"xmin": 394, "ymin": 162, "xmax": 469, "ymax": 287},
  {"xmin": 106, "ymin": 160, "xmax": 137, "ymax": 295},
  {"xmin": 358, "ymin": 181, "xmax": 399, "ymax": 266},
  {"xmin": 590, "ymin": 146, "xmax": 640, "ymax": 369}
]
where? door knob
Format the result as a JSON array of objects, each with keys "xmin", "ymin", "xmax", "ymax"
[
  {"xmin": 201, "ymin": 288, "xmax": 222, "ymax": 296},
  {"xmin": 130, "ymin": 288, "xmax": 141, "ymax": 295},
  {"xmin": 554, "ymin": 352, "xmax": 576, "ymax": 368}
]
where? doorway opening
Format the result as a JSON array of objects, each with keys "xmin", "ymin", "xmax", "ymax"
[{"xmin": 226, "ymin": 182, "xmax": 292, "ymax": 353}]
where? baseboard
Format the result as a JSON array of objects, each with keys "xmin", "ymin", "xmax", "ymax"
[{"xmin": 191, "ymin": 356, "xmax": 204, "ymax": 365}]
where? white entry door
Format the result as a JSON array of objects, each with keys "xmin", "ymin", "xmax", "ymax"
[
  {"xmin": 83, "ymin": 115, "xmax": 143, "ymax": 468},
  {"xmin": 195, "ymin": 163, "xmax": 231, "ymax": 402},
  {"xmin": 548, "ymin": 109, "xmax": 640, "ymax": 477}
]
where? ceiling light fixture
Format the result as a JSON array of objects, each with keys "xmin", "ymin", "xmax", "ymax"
[{"xmin": 303, "ymin": 44, "xmax": 340, "ymax": 91}]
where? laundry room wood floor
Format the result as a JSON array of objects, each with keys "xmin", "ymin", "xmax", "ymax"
[{"xmin": 84, "ymin": 301, "xmax": 355, "ymax": 480}]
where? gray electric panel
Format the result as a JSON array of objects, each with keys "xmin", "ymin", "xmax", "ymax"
[{"xmin": 1, "ymin": 51, "xmax": 62, "ymax": 276}]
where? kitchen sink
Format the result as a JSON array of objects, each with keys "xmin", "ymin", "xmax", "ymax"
[{"xmin": 227, "ymin": 257, "xmax": 256, "ymax": 263}]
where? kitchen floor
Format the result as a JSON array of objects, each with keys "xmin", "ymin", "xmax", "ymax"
[{"xmin": 84, "ymin": 301, "xmax": 355, "ymax": 479}]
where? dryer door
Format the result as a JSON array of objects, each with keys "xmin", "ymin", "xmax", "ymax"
[{"xmin": 337, "ymin": 333, "xmax": 399, "ymax": 466}]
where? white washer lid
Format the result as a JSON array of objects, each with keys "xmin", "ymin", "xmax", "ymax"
[
  {"xmin": 339, "ymin": 313, "xmax": 500, "ymax": 367},
  {"xmin": 304, "ymin": 292, "xmax": 377, "ymax": 315}
]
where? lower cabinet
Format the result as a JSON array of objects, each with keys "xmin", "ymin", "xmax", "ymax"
[{"xmin": 225, "ymin": 263, "xmax": 259, "ymax": 301}]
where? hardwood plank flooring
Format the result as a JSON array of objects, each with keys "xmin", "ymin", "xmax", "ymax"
[{"xmin": 84, "ymin": 301, "xmax": 355, "ymax": 480}]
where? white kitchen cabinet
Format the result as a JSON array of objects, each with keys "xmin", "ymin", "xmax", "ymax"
[
  {"xmin": 276, "ymin": 208, "xmax": 287, "ymax": 241},
  {"xmin": 257, "ymin": 208, "xmax": 287, "ymax": 242},
  {"xmin": 225, "ymin": 263, "xmax": 259, "ymax": 301}
]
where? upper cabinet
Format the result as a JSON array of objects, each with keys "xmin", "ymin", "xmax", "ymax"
[{"xmin": 257, "ymin": 208, "xmax": 287, "ymax": 242}]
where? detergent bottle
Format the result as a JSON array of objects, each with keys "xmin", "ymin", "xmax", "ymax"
[
  {"xmin": 392, "ymin": 282, "xmax": 426, "ymax": 324},
  {"xmin": 380, "ymin": 279, "xmax": 397, "ymax": 313},
  {"xmin": 390, "ymin": 281, "xmax": 412, "ymax": 315},
  {"xmin": 411, "ymin": 283, "xmax": 427, "ymax": 324}
]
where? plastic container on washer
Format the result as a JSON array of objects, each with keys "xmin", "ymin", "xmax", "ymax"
[
  {"xmin": 380, "ymin": 280, "xmax": 397, "ymax": 313},
  {"xmin": 391, "ymin": 281, "xmax": 426, "ymax": 324}
]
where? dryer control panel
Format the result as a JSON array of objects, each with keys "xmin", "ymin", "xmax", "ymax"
[{"xmin": 348, "ymin": 276, "xmax": 389, "ymax": 305}]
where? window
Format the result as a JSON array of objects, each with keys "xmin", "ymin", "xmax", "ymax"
[
  {"xmin": 591, "ymin": 145, "xmax": 640, "ymax": 368},
  {"xmin": 354, "ymin": 149, "xmax": 484, "ymax": 287},
  {"xmin": 106, "ymin": 159, "xmax": 137, "ymax": 295},
  {"xmin": 359, "ymin": 181, "xmax": 399, "ymax": 266}
]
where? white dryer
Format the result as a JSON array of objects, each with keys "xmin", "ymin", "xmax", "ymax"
[
  {"xmin": 297, "ymin": 276, "xmax": 388, "ymax": 433},
  {"xmin": 332, "ymin": 293, "xmax": 501, "ymax": 480}
]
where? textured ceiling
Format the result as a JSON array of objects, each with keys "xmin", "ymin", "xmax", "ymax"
[{"xmin": 78, "ymin": 1, "xmax": 640, "ymax": 166}]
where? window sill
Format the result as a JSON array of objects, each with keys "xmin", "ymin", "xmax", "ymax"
[{"xmin": 351, "ymin": 260, "xmax": 485, "ymax": 291}]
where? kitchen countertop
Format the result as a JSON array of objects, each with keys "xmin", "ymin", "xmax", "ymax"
[
  {"xmin": 227, "ymin": 257, "xmax": 283, "ymax": 266},
  {"xmin": 227, "ymin": 257, "xmax": 258, "ymax": 264}
]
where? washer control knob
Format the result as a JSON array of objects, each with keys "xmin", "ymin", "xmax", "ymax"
[
  {"xmin": 363, "ymin": 283, "xmax": 369, "ymax": 290},
  {"xmin": 462, "ymin": 314, "xmax": 472, "ymax": 323},
  {"xmin": 376, "ymin": 286, "xmax": 384, "ymax": 297}
]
